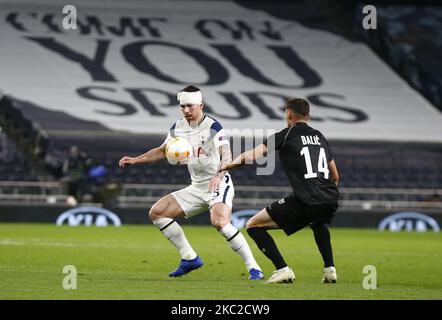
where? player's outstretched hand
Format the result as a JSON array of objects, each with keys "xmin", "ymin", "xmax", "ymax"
[
  {"xmin": 119, "ymin": 156, "xmax": 134, "ymax": 168},
  {"xmin": 208, "ymin": 175, "xmax": 221, "ymax": 192}
]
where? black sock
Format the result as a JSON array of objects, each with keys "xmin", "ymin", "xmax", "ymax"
[
  {"xmin": 247, "ymin": 227, "xmax": 287, "ymax": 270},
  {"xmin": 311, "ymin": 224, "xmax": 334, "ymax": 267}
]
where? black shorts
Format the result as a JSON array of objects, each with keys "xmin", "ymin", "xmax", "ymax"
[{"xmin": 266, "ymin": 195, "xmax": 338, "ymax": 235}]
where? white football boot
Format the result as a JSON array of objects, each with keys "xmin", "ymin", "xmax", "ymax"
[
  {"xmin": 266, "ymin": 267, "xmax": 295, "ymax": 284},
  {"xmin": 322, "ymin": 266, "xmax": 337, "ymax": 283}
]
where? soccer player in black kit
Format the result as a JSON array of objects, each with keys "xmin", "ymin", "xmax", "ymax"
[{"xmin": 220, "ymin": 98, "xmax": 339, "ymax": 284}]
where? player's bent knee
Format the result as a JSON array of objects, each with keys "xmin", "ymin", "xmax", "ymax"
[
  {"xmin": 148, "ymin": 208, "xmax": 157, "ymax": 221},
  {"xmin": 148, "ymin": 203, "xmax": 165, "ymax": 221},
  {"xmin": 211, "ymin": 219, "xmax": 228, "ymax": 231}
]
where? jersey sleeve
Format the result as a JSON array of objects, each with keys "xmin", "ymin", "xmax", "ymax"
[
  {"xmin": 321, "ymin": 133, "xmax": 334, "ymax": 162},
  {"xmin": 161, "ymin": 122, "xmax": 177, "ymax": 147},
  {"xmin": 263, "ymin": 128, "xmax": 288, "ymax": 152},
  {"xmin": 210, "ymin": 121, "xmax": 229, "ymax": 149}
]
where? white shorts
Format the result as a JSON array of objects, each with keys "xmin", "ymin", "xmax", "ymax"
[{"xmin": 171, "ymin": 174, "xmax": 235, "ymax": 218}]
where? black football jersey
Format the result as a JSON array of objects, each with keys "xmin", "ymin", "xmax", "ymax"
[{"xmin": 264, "ymin": 122, "xmax": 339, "ymax": 205}]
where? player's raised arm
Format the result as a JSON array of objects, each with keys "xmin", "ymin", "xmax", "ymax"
[
  {"xmin": 119, "ymin": 121, "xmax": 177, "ymax": 168},
  {"xmin": 118, "ymin": 144, "xmax": 166, "ymax": 168},
  {"xmin": 328, "ymin": 159, "xmax": 339, "ymax": 186},
  {"xmin": 219, "ymin": 143, "xmax": 268, "ymax": 172}
]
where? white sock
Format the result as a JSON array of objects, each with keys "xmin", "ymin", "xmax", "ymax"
[
  {"xmin": 152, "ymin": 217, "xmax": 197, "ymax": 260},
  {"xmin": 219, "ymin": 223, "xmax": 261, "ymax": 271}
]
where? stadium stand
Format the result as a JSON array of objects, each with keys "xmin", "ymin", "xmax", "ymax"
[
  {"xmin": 0, "ymin": 130, "xmax": 38, "ymax": 181},
  {"xmin": 0, "ymin": 0, "xmax": 441, "ymax": 226},
  {"xmin": 355, "ymin": 5, "xmax": 442, "ymax": 111}
]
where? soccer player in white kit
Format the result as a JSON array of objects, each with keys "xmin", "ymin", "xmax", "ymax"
[{"xmin": 118, "ymin": 85, "xmax": 264, "ymax": 280}]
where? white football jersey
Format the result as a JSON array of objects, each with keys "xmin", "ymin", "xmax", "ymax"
[{"xmin": 163, "ymin": 114, "xmax": 230, "ymax": 184}]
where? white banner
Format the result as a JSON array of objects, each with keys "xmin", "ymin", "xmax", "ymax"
[{"xmin": 0, "ymin": 0, "xmax": 441, "ymax": 142}]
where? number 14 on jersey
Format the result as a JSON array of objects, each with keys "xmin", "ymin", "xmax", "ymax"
[{"xmin": 300, "ymin": 147, "xmax": 329, "ymax": 179}]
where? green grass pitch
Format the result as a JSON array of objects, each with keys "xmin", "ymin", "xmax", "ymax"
[{"xmin": 0, "ymin": 223, "xmax": 441, "ymax": 300}]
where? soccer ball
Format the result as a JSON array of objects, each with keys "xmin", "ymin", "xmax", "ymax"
[{"xmin": 165, "ymin": 137, "xmax": 192, "ymax": 165}]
